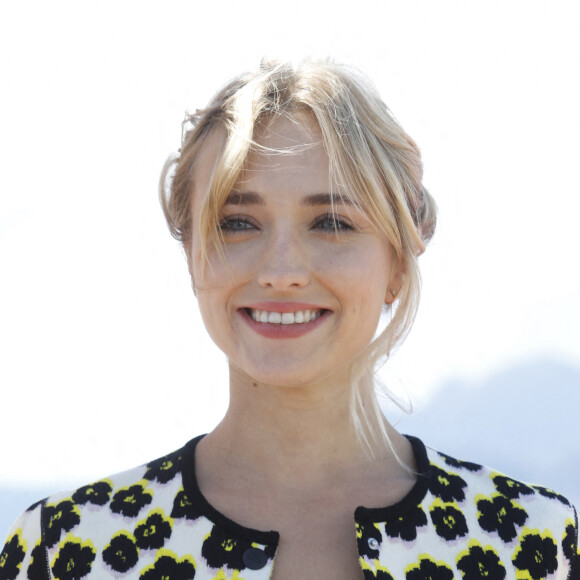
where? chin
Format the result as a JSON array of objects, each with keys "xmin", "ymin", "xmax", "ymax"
[{"xmin": 229, "ymin": 358, "xmax": 351, "ymax": 391}]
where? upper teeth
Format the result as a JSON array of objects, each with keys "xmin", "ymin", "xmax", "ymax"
[{"xmin": 251, "ymin": 309, "xmax": 322, "ymax": 324}]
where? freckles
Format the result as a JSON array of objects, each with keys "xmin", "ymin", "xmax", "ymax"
[
  {"xmin": 315, "ymin": 253, "xmax": 358, "ymax": 280},
  {"xmin": 194, "ymin": 244, "xmax": 240, "ymax": 289}
]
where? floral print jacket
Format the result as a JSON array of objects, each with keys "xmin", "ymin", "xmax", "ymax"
[{"xmin": 1, "ymin": 435, "xmax": 578, "ymax": 579}]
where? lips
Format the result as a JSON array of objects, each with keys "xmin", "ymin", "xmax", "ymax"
[{"xmin": 239, "ymin": 303, "xmax": 330, "ymax": 338}]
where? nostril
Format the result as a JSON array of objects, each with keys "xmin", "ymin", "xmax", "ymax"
[{"xmin": 256, "ymin": 263, "xmax": 311, "ymax": 289}]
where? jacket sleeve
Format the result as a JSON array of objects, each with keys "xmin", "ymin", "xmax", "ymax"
[
  {"xmin": 569, "ymin": 505, "xmax": 580, "ymax": 580},
  {"xmin": 0, "ymin": 500, "xmax": 50, "ymax": 580}
]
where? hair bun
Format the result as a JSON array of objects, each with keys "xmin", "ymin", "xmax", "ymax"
[{"xmin": 416, "ymin": 185, "xmax": 437, "ymax": 247}]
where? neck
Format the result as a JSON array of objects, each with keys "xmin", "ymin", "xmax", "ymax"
[{"xmin": 197, "ymin": 364, "xmax": 409, "ymax": 491}]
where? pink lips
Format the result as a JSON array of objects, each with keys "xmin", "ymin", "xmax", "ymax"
[
  {"xmin": 239, "ymin": 302, "xmax": 330, "ymax": 339},
  {"xmin": 244, "ymin": 302, "xmax": 324, "ymax": 312}
]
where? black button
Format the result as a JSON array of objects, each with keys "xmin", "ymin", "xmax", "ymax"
[{"xmin": 242, "ymin": 547, "xmax": 268, "ymax": 570}]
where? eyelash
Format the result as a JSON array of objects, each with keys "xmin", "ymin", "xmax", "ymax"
[
  {"xmin": 218, "ymin": 215, "xmax": 256, "ymax": 233},
  {"xmin": 312, "ymin": 213, "xmax": 356, "ymax": 234},
  {"xmin": 217, "ymin": 213, "xmax": 356, "ymax": 235}
]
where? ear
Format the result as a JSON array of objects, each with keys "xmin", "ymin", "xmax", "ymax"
[{"xmin": 385, "ymin": 261, "xmax": 404, "ymax": 305}]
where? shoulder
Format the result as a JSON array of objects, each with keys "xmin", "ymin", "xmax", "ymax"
[
  {"xmin": 425, "ymin": 443, "xmax": 576, "ymax": 519},
  {"xmin": 1, "ymin": 443, "xmax": 189, "ymax": 579},
  {"xmin": 357, "ymin": 436, "xmax": 578, "ymax": 578},
  {"xmin": 45, "ymin": 442, "xmax": 185, "ymax": 529},
  {"xmin": 423, "ymin": 442, "xmax": 579, "ymax": 574}
]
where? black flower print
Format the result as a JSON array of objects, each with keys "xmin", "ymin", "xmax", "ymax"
[
  {"xmin": 103, "ymin": 531, "xmax": 140, "ymax": 573},
  {"xmin": 360, "ymin": 558, "xmax": 395, "ymax": 580},
  {"xmin": 456, "ymin": 540, "xmax": 506, "ymax": 579},
  {"xmin": 110, "ymin": 482, "xmax": 153, "ymax": 518},
  {"xmin": 429, "ymin": 465, "xmax": 467, "ymax": 503},
  {"xmin": 51, "ymin": 535, "xmax": 96, "ymax": 580},
  {"xmin": 72, "ymin": 480, "xmax": 113, "ymax": 507},
  {"xmin": 532, "ymin": 485, "xmax": 571, "ymax": 506},
  {"xmin": 491, "ymin": 474, "xmax": 533, "ymax": 500},
  {"xmin": 476, "ymin": 493, "xmax": 527, "ymax": 543},
  {"xmin": 356, "ymin": 522, "xmax": 382, "ymax": 559},
  {"xmin": 0, "ymin": 531, "xmax": 26, "ymax": 580},
  {"xmin": 429, "ymin": 498, "xmax": 468, "ymax": 541},
  {"xmin": 562, "ymin": 517, "xmax": 578, "ymax": 564},
  {"xmin": 139, "ymin": 548, "xmax": 195, "ymax": 580},
  {"xmin": 383, "ymin": 505, "xmax": 428, "ymax": 542},
  {"xmin": 171, "ymin": 489, "xmax": 203, "ymax": 521},
  {"xmin": 144, "ymin": 451, "xmax": 182, "ymax": 484},
  {"xmin": 28, "ymin": 542, "xmax": 49, "ymax": 579},
  {"xmin": 405, "ymin": 555, "xmax": 454, "ymax": 580},
  {"xmin": 437, "ymin": 452, "xmax": 482, "ymax": 473},
  {"xmin": 512, "ymin": 528, "xmax": 558, "ymax": 578},
  {"xmin": 201, "ymin": 527, "xmax": 275, "ymax": 571},
  {"xmin": 134, "ymin": 509, "xmax": 173, "ymax": 550},
  {"xmin": 201, "ymin": 527, "xmax": 247, "ymax": 570},
  {"xmin": 44, "ymin": 500, "xmax": 81, "ymax": 548}
]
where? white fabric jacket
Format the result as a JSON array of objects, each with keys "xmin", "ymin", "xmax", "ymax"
[{"xmin": 1, "ymin": 435, "xmax": 578, "ymax": 579}]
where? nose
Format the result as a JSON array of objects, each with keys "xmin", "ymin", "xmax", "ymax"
[{"xmin": 256, "ymin": 229, "xmax": 310, "ymax": 290}]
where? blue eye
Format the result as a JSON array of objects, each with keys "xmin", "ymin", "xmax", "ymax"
[
  {"xmin": 313, "ymin": 214, "xmax": 355, "ymax": 233},
  {"xmin": 218, "ymin": 215, "xmax": 256, "ymax": 233}
]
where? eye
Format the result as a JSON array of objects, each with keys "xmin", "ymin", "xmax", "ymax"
[
  {"xmin": 312, "ymin": 213, "xmax": 355, "ymax": 234},
  {"xmin": 218, "ymin": 215, "xmax": 258, "ymax": 234}
]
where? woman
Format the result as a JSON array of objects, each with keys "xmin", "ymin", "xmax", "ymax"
[{"xmin": 1, "ymin": 60, "xmax": 577, "ymax": 579}]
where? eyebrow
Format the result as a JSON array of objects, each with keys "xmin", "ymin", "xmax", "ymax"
[
  {"xmin": 225, "ymin": 192, "xmax": 265, "ymax": 206},
  {"xmin": 225, "ymin": 191, "xmax": 354, "ymax": 207}
]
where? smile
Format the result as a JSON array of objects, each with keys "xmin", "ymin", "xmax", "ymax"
[
  {"xmin": 249, "ymin": 309, "xmax": 323, "ymax": 324},
  {"xmin": 239, "ymin": 305, "xmax": 330, "ymax": 339}
]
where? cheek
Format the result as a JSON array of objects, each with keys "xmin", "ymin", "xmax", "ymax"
[
  {"xmin": 195, "ymin": 288, "xmax": 238, "ymax": 358},
  {"xmin": 191, "ymin": 242, "xmax": 243, "ymax": 292},
  {"xmin": 316, "ymin": 249, "xmax": 391, "ymax": 300}
]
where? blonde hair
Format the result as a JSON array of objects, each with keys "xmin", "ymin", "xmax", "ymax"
[{"xmin": 160, "ymin": 58, "xmax": 437, "ymax": 455}]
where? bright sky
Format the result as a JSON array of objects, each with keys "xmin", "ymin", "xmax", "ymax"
[{"xmin": 1, "ymin": 0, "xmax": 579, "ymax": 485}]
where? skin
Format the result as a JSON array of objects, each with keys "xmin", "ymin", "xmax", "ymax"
[{"xmin": 189, "ymin": 112, "xmax": 417, "ymax": 579}]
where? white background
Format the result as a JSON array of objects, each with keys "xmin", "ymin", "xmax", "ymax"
[{"xmin": 1, "ymin": 0, "xmax": 578, "ymax": 498}]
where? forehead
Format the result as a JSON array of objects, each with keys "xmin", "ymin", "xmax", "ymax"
[
  {"xmin": 192, "ymin": 110, "xmax": 327, "ymax": 187},
  {"xmin": 237, "ymin": 112, "xmax": 330, "ymax": 193},
  {"xmin": 252, "ymin": 110, "xmax": 323, "ymax": 152}
]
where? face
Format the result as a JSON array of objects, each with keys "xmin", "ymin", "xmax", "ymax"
[{"xmin": 189, "ymin": 112, "xmax": 401, "ymax": 389}]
